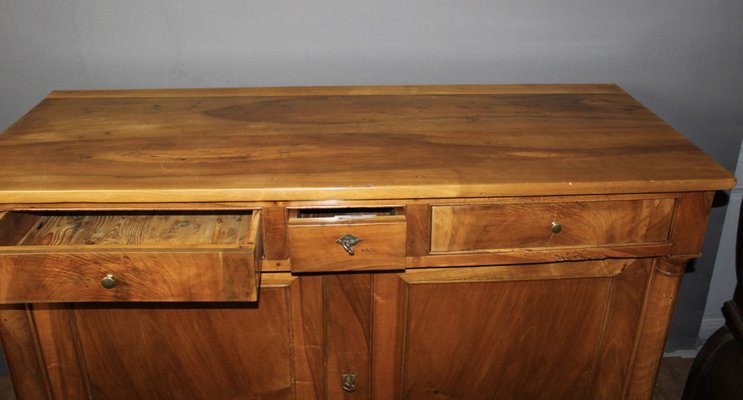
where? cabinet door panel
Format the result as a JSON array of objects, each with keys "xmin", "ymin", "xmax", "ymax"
[
  {"xmin": 325, "ymin": 274, "xmax": 373, "ymax": 399},
  {"xmin": 373, "ymin": 260, "xmax": 653, "ymax": 400},
  {"xmin": 404, "ymin": 279, "xmax": 608, "ymax": 399},
  {"xmin": 71, "ymin": 285, "xmax": 297, "ymax": 399}
]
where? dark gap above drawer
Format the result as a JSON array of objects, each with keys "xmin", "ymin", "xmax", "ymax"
[
  {"xmin": 0, "ymin": 210, "xmax": 253, "ymax": 247},
  {"xmin": 291, "ymin": 207, "xmax": 402, "ymax": 220}
]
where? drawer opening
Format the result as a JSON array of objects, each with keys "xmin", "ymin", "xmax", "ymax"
[
  {"xmin": 289, "ymin": 207, "xmax": 404, "ymax": 223},
  {"xmin": 0, "ymin": 210, "xmax": 257, "ymax": 249}
]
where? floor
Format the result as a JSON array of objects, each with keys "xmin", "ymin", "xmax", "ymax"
[
  {"xmin": 0, "ymin": 377, "xmax": 11, "ymax": 400},
  {"xmin": 653, "ymin": 357, "xmax": 694, "ymax": 400},
  {"xmin": 0, "ymin": 357, "xmax": 694, "ymax": 399}
]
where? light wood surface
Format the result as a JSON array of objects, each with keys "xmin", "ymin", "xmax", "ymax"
[
  {"xmin": 8, "ymin": 212, "xmax": 251, "ymax": 247},
  {"xmin": 0, "ymin": 85, "xmax": 733, "ymax": 203}
]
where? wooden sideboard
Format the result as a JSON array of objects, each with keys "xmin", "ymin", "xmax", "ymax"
[{"xmin": 0, "ymin": 85, "xmax": 735, "ymax": 399}]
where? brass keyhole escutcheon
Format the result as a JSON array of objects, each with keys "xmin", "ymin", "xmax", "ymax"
[
  {"xmin": 336, "ymin": 234, "xmax": 361, "ymax": 256},
  {"xmin": 551, "ymin": 221, "xmax": 562, "ymax": 234},
  {"xmin": 101, "ymin": 274, "xmax": 116, "ymax": 289},
  {"xmin": 341, "ymin": 373, "xmax": 357, "ymax": 393}
]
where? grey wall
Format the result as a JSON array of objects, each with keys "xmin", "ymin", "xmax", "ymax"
[{"xmin": 0, "ymin": 1, "xmax": 741, "ymax": 355}]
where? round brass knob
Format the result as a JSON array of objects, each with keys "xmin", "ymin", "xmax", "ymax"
[
  {"xmin": 101, "ymin": 274, "xmax": 116, "ymax": 289},
  {"xmin": 551, "ymin": 221, "xmax": 562, "ymax": 234}
]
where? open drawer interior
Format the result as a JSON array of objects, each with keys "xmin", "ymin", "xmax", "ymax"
[{"xmin": 0, "ymin": 210, "xmax": 255, "ymax": 249}]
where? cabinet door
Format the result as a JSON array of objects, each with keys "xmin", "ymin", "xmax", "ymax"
[
  {"xmin": 9, "ymin": 274, "xmax": 324, "ymax": 400},
  {"xmin": 371, "ymin": 259, "xmax": 658, "ymax": 400}
]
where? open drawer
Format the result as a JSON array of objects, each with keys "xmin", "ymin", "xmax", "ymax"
[
  {"xmin": 0, "ymin": 210, "xmax": 262, "ymax": 303},
  {"xmin": 287, "ymin": 207, "xmax": 406, "ymax": 272}
]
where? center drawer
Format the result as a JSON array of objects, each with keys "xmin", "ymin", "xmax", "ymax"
[
  {"xmin": 287, "ymin": 207, "xmax": 407, "ymax": 272},
  {"xmin": 0, "ymin": 210, "xmax": 262, "ymax": 303}
]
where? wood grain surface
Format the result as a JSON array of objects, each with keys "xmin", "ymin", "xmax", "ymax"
[
  {"xmin": 0, "ymin": 85, "xmax": 733, "ymax": 203},
  {"xmin": 13, "ymin": 212, "xmax": 250, "ymax": 247},
  {"xmin": 0, "ymin": 251, "xmax": 260, "ymax": 303},
  {"xmin": 0, "ymin": 305, "xmax": 50, "ymax": 399},
  {"xmin": 325, "ymin": 274, "xmax": 373, "ymax": 398},
  {"xmin": 71, "ymin": 293, "xmax": 294, "ymax": 400},
  {"xmin": 288, "ymin": 221, "xmax": 406, "ymax": 272},
  {"xmin": 0, "ymin": 211, "xmax": 254, "ymax": 248},
  {"xmin": 431, "ymin": 198, "xmax": 675, "ymax": 252},
  {"xmin": 367, "ymin": 259, "xmax": 659, "ymax": 399},
  {"xmin": 401, "ymin": 269, "xmax": 612, "ymax": 399}
]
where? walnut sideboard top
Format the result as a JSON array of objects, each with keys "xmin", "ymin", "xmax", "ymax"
[{"xmin": 0, "ymin": 84, "xmax": 734, "ymax": 204}]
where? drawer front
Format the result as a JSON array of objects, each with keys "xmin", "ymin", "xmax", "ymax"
[
  {"xmin": 0, "ymin": 251, "xmax": 259, "ymax": 303},
  {"xmin": 288, "ymin": 222, "xmax": 406, "ymax": 272},
  {"xmin": 431, "ymin": 198, "xmax": 675, "ymax": 252},
  {"xmin": 0, "ymin": 210, "xmax": 261, "ymax": 303}
]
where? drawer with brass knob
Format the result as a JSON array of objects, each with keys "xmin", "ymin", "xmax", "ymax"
[
  {"xmin": 287, "ymin": 207, "xmax": 406, "ymax": 272},
  {"xmin": 0, "ymin": 210, "xmax": 262, "ymax": 303},
  {"xmin": 430, "ymin": 198, "xmax": 675, "ymax": 253}
]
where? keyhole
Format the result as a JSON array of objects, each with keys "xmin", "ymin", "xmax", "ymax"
[{"xmin": 341, "ymin": 373, "xmax": 356, "ymax": 393}]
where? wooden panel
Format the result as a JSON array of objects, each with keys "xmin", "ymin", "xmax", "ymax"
[
  {"xmin": 0, "ymin": 251, "xmax": 259, "ymax": 303},
  {"xmin": 286, "ymin": 275, "xmax": 325, "ymax": 399},
  {"xmin": 0, "ymin": 213, "xmax": 41, "ymax": 247},
  {"xmin": 30, "ymin": 305, "xmax": 89, "ymax": 399},
  {"xmin": 371, "ymin": 273, "xmax": 406, "ymax": 400},
  {"xmin": 625, "ymin": 257, "xmax": 688, "ymax": 399},
  {"xmin": 0, "ymin": 86, "xmax": 733, "ymax": 204},
  {"xmin": 399, "ymin": 269, "xmax": 613, "ymax": 399},
  {"xmin": 592, "ymin": 259, "xmax": 654, "ymax": 398},
  {"xmin": 405, "ymin": 204, "xmax": 430, "ymax": 257},
  {"xmin": 410, "ymin": 243, "xmax": 672, "ymax": 268},
  {"xmin": 431, "ymin": 198, "xmax": 675, "ymax": 252},
  {"xmin": 669, "ymin": 192, "xmax": 715, "ymax": 255},
  {"xmin": 9, "ymin": 211, "xmax": 251, "ymax": 247},
  {"xmin": 0, "ymin": 305, "xmax": 51, "ymax": 399},
  {"xmin": 72, "ymin": 289, "xmax": 295, "ymax": 399},
  {"xmin": 325, "ymin": 274, "xmax": 372, "ymax": 398},
  {"xmin": 288, "ymin": 222, "xmax": 406, "ymax": 273},
  {"xmin": 262, "ymin": 206, "xmax": 289, "ymax": 260},
  {"xmin": 401, "ymin": 259, "xmax": 626, "ymax": 282}
]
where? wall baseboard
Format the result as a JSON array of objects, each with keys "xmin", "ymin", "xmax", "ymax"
[
  {"xmin": 663, "ymin": 348, "xmax": 699, "ymax": 358},
  {"xmin": 699, "ymin": 316, "xmax": 726, "ymax": 341}
]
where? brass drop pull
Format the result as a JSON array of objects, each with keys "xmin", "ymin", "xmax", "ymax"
[
  {"xmin": 100, "ymin": 274, "xmax": 116, "ymax": 289},
  {"xmin": 336, "ymin": 234, "xmax": 361, "ymax": 256},
  {"xmin": 341, "ymin": 373, "xmax": 357, "ymax": 393},
  {"xmin": 551, "ymin": 221, "xmax": 562, "ymax": 234}
]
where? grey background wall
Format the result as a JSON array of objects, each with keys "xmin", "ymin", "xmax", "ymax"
[{"xmin": 0, "ymin": 0, "xmax": 741, "ymax": 364}]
